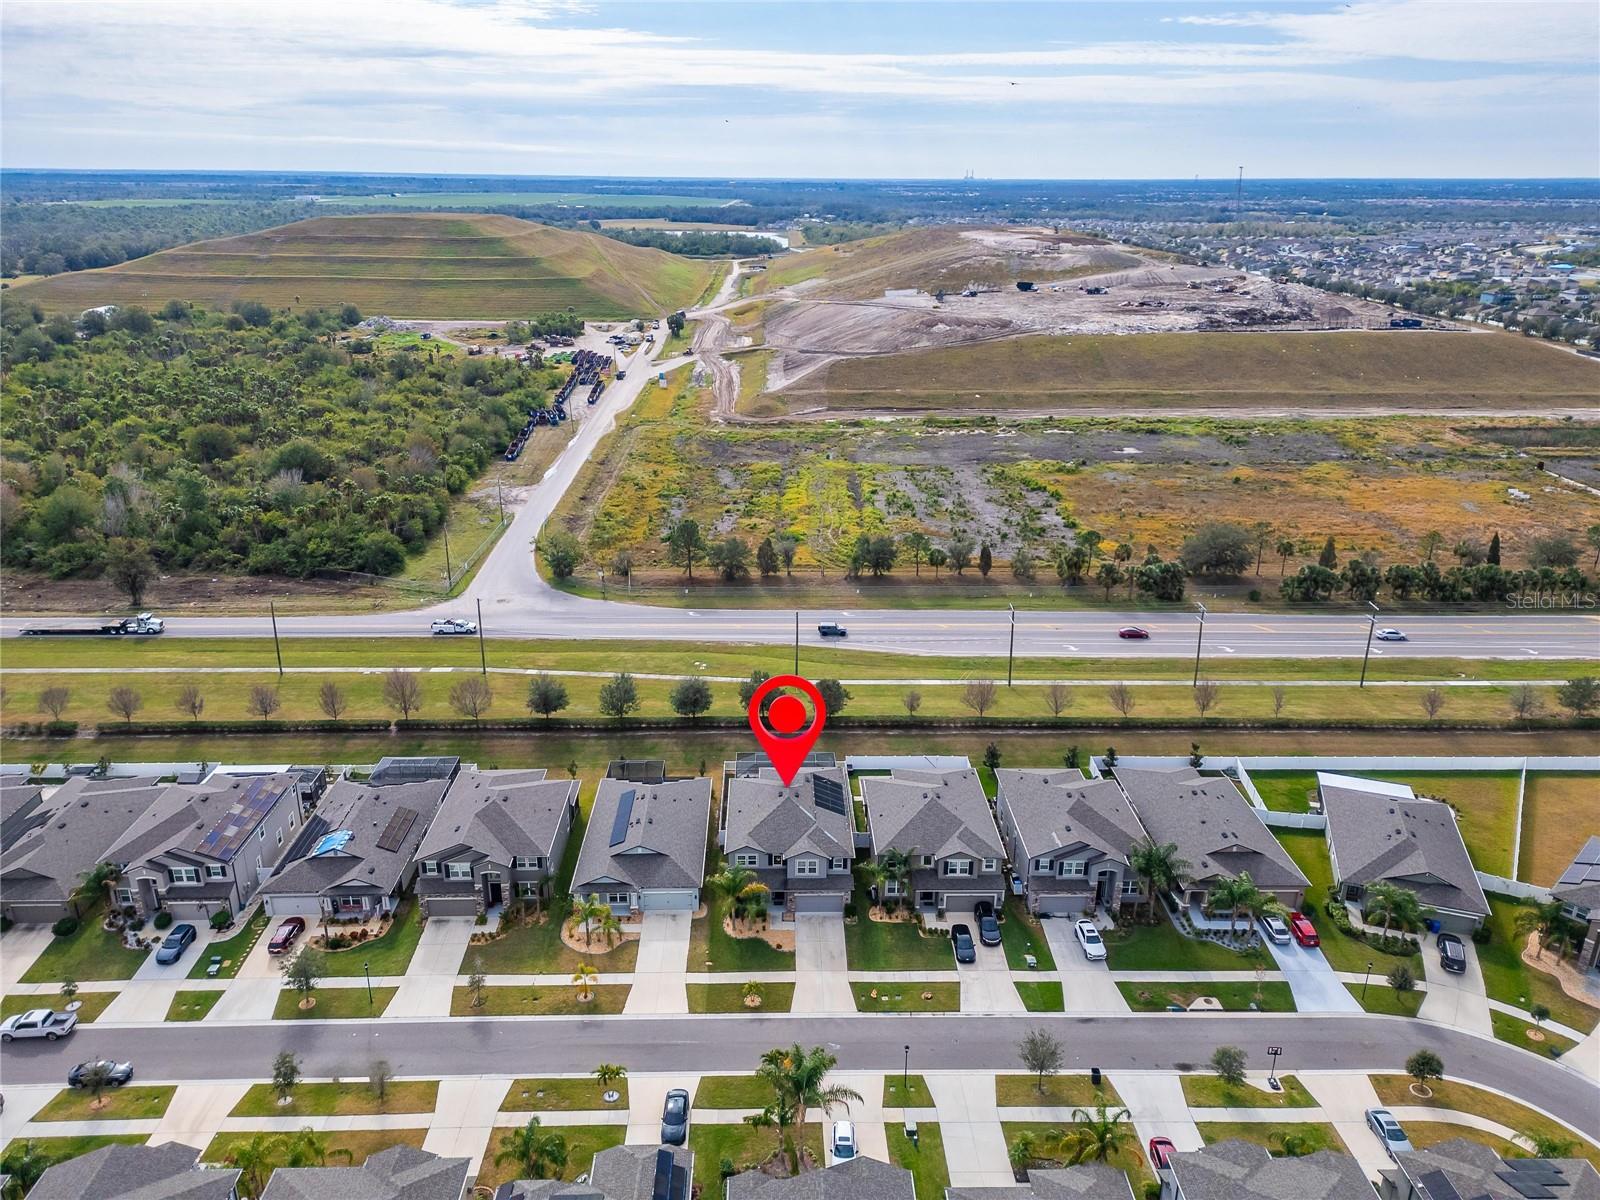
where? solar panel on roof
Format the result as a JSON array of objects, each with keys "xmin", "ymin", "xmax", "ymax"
[
  {"xmin": 1417, "ymin": 1169, "xmax": 1464, "ymax": 1200},
  {"xmin": 651, "ymin": 1148, "xmax": 674, "ymax": 1200},
  {"xmin": 197, "ymin": 776, "xmax": 285, "ymax": 861},
  {"xmin": 610, "ymin": 789, "xmax": 636, "ymax": 847},
  {"xmin": 669, "ymin": 1160, "xmax": 687, "ymax": 1200},
  {"xmin": 813, "ymin": 775, "xmax": 848, "ymax": 816},
  {"xmin": 375, "ymin": 807, "xmax": 420, "ymax": 853}
]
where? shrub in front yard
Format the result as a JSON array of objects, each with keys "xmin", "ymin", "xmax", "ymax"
[
  {"xmin": 153, "ymin": 911, "xmax": 173, "ymax": 930},
  {"xmin": 210, "ymin": 909, "xmax": 232, "ymax": 930},
  {"xmin": 52, "ymin": 916, "xmax": 79, "ymax": 937}
]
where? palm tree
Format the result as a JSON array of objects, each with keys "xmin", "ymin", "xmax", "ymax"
[
  {"xmin": 283, "ymin": 1128, "xmax": 353, "ymax": 1167},
  {"xmin": 226, "ymin": 1132, "xmax": 287, "ymax": 1198},
  {"xmin": 74, "ymin": 861, "xmax": 121, "ymax": 917},
  {"xmin": 1271, "ymin": 1128, "xmax": 1317, "ymax": 1157},
  {"xmin": 569, "ymin": 895, "xmax": 610, "ymax": 951},
  {"xmin": 743, "ymin": 1093, "xmax": 798, "ymax": 1165},
  {"xmin": 857, "ymin": 861, "xmax": 888, "ymax": 914},
  {"xmin": 1365, "ymin": 882, "xmax": 1425, "ymax": 937},
  {"xmin": 1008, "ymin": 1129, "xmax": 1038, "ymax": 1173},
  {"xmin": 1128, "ymin": 837, "xmax": 1190, "ymax": 918},
  {"xmin": 592, "ymin": 907, "xmax": 623, "ymax": 949},
  {"xmin": 1523, "ymin": 1132, "xmax": 1579, "ymax": 1158},
  {"xmin": 594, "ymin": 1063, "xmax": 627, "ymax": 1097},
  {"xmin": 875, "ymin": 848, "xmax": 915, "ymax": 908},
  {"xmin": 758, "ymin": 1043, "xmax": 864, "ymax": 1164},
  {"xmin": 1212, "ymin": 872, "xmax": 1269, "ymax": 938},
  {"xmin": 2, "ymin": 1140, "xmax": 52, "ymax": 1199},
  {"xmin": 78, "ymin": 1060, "xmax": 117, "ymax": 1111},
  {"xmin": 496, "ymin": 1116, "xmax": 569, "ymax": 1180},
  {"xmin": 1058, "ymin": 1096, "xmax": 1133, "ymax": 1165},
  {"xmin": 1515, "ymin": 898, "xmax": 1568, "ymax": 957},
  {"xmin": 572, "ymin": 962, "xmax": 599, "ymax": 1002},
  {"xmin": 709, "ymin": 863, "xmax": 759, "ymax": 927}
]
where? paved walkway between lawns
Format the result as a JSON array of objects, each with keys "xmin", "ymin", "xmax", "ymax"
[
  {"xmin": 1420, "ymin": 939, "xmax": 1492, "ymax": 1037},
  {"xmin": 1044, "ymin": 920, "xmax": 1128, "ymax": 1013},
  {"xmin": 421, "ymin": 1076, "xmax": 511, "ymax": 1174},
  {"xmin": 793, "ymin": 916, "xmax": 853, "ymax": 1014},
  {"xmin": 624, "ymin": 912, "xmax": 691, "ymax": 1015},
  {"xmin": 388, "ymin": 918, "xmax": 474, "ymax": 1019},
  {"xmin": 1265, "ymin": 937, "xmax": 1362, "ymax": 1013},
  {"xmin": 926, "ymin": 1071, "xmax": 1013, "ymax": 1186},
  {"xmin": 962, "ymin": 942, "xmax": 1024, "ymax": 1013},
  {"xmin": 1300, "ymin": 1072, "xmax": 1396, "ymax": 1178},
  {"xmin": 1113, "ymin": 1072, "xmax": 1202, "ymax": 1155}
]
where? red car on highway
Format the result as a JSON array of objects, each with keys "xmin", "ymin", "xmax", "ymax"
[
  {"xmin": 1117, "ymin": 626, "xmax": 1150, "ymax": 640},
  {"xmin": 267, "ymin": 917, "xmax": 305, "ymax": 956},
  {"xmin": 1287, "ymin": 911, "xmax": 1320, "ymax": 948}
]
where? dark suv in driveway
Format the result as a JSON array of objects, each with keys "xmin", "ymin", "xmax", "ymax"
[
  {"xmin": 950, "ymin": 923, "xmax": 977, "ymax": 964},
  {"xmin": 975, "ymin": 901, "xmax": 1002, "ymax": 947},
  {"xmin": 154, "ymin": 923, "xmax": 197, "ymax": 965},
  {"xmin": 1436, "ymin": 931, "xmax": 1468, "ymax": 974}
]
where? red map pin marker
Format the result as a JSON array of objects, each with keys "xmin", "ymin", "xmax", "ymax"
[{"xmin": 748, "ymin": 674, "xmax": 827, "ymax": 786}]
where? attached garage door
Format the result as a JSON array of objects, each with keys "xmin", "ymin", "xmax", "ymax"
[
  {"xmin": 263, "ymin": 895, "xmax": 323, "ymax": 919},
  {"xmin": 639, "ymin": 889, "xmax": 698, "ymax": 911},
  {"xmin": 1035, "ymin": 893, "xmax": 1086, "ymax": 917},
  {"xmin": 793, "ymin": 893, "xmax": 844, "ymax": 914},
  {"xmin": 941, "ymin": 893, "xmax": 985, "ymax": 913},
  {"xmin": 423, "ymin": 896, "xmax": 479, "ymax": 918}
]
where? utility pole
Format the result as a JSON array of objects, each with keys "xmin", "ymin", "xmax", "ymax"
[
  {"xmin": 496, "ymin": 481, "xmax": 506, "ymax": 525},
  {"xmin": 1236, "ymin": 166, "xmax": 1244, "ymax": 215},
  {"xmin": 1359, "ymin": 601, "xmax": 1379, "ymax": 688},
  {"xmin": 442, "ymin": 526, "xmax": 453, "ymax": 590},
  {"xmin": 476, "ymin": 599, "xmax": 487, "ymax": 676},
  {"xmin": 1007, "ymin": 604, "xmax": 1017, "ymax": 687},
  {"xmin": 269, "ymin": 601, "xmax": 284, "ymax": 678},
  {"xmin": 794, "ymin": 611, "xmax": 800, "ymax": 676},
  {"xmin": 1192, "ymin": 602, "xmax": 1207, "ymax": 687}
]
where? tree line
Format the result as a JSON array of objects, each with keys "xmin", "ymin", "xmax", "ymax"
[{"xmin": 598, "ymin": 228, "xmax": 784, "ymax": 258}]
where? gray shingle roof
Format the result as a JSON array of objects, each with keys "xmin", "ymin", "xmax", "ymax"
[
  {"xmin": 572, "ymin": 777, "xmax": 711, "ymax": 894},
  {"xmin": 1112, "ymin": 767, "xmax": 1308, "ymax": 894},
  {"xmin": 1, "ymin": 777, "xmax": 169, "ymax": 909},
  {"xmin": 1391, "ymin": 1138, "xmax": 1600, "ymax": 1200},
  {"xmin": 1, "ymin": 780, "xmax": 46, "ymax": 851},
  {"xmin": 728, "ymin": 1155, "xmax": 915, "ymax": 1200},
  {"xmin": 861, "ymin": 768, "xmax": 1002, "ymax": 861},
  {"xmin": 725, "ymin": 766, "xmax": 854, "ymax": 861},
  {"xmin": 1165, "ymin": 1140, "xmax": 1378, "ymax": 1200},
  {"xmin": 496, "ymin": 1145, "xmax": 692, "ymax": 1200},
  {"xmin": 259, "ymin": 1144, "xmax": 469, "ymax": 1200},
  {"xmin": 104, "ymin": 773, "xmax": 299, "ymax": 868},
  {"xmin": 946, "ymin": 1164, "xmax": 1135, "ymax": 1200},
  {"xmin": 29, "ymin": 1141, "xmax": 240, "ymax": 1200},
  {"xmin": 995, "ymin": 772, "xmax": 1144, "ymax": 866},
  {"xmin": 1554, "ymin": 835, "xmax": 1600, "ymax": 910},
  {"xmin": 260, "ymin": 777, "xmax": 448, "ymax": 901},
  {"xmin": 417, "ymin": 768, "xmax": 576, "ymax": 864},
  {"xmin": 1321, "ymin": 782, "xmax": 1489, "ymax": 918}
]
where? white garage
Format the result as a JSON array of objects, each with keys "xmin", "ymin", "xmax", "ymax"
[
  {"xmin": 262, "ymin": 894, "xmax": 324, "ymax": 919},
  {"xmin": 638, "ymin": 888, "xmax": 699, "ymax": 912}
]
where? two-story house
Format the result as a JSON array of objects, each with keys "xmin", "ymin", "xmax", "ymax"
[
  {"xmin": 413, "ymin": 768, "xmax": 579, "ymax": 918},
  {"xmin": 719, "ymin": 763, "xmax": 855, "ymax": 918},
  {"xmin": 1554, "ymin": 835, "xmax": 1600, "ymax": 976},
  {"xmin": 571, "ymin": 777, "xmax": 711, "ymax": 915},
  {"xmin": 860, "ymin": 767, "xmax": 1005, "ymax": 914},
  {"xmin": 994, "ymin": 771, "xmax": 1146, "ymax": 917},
  {"xmin": 104, "ymin": 773, "xmax": 304, "ymax": 923}
]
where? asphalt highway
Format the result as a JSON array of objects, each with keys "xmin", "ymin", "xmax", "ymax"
[{"xmin": 3, "ymin": 1013, "xmax": 1596, "ymax": 1137}]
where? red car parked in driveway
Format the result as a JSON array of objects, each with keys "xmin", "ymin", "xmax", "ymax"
[
  {"xmin": 1287, "ymin": 911, "xmax": 1320, "ymax": 948},
  {"xmin": 267, "ymin": 917, "xmax": 305, "ymax": 955},
  {"xmin": 1148, "ymin": 1136, "xmax": 1176, "ymax": 1169}
]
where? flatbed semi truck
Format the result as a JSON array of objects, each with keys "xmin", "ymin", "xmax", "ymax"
[{"xmin": 20, "ymin": 613, "xmax": 166, "ymax": 637}]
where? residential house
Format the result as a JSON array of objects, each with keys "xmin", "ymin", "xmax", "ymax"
[
  {"xmin": 861, "ymin": 767, "xmax": 1005, "ymax": 913},
  {"xmin": 995, "ymin": 771, "xmax": 1146, "ymax": 917},
  {"xmin": 496, "ymin": 1145, "xmax": 692, "ymax": 1200},
  {"xmin": 1, "ymin": 777, "xmax": 167, "ymax": 925},
  {"xmin": 1113, "ymin": 766, "xmax": 1308, "ymax": 910},
  {"xmin": 258, "ymin": 775, "xmax": 449, "ymax": 921},
  {"xmin": 414, "ymin": 767, "xmax": 579, "ymax": 917},
  {"xmin": 1554, "ymin": 835, "xmax": 1600, "ymax": 974},
  {"xmin": 1377, "ymin": 1137, "xmax": 1600, "ymax": 1200},
  {"xmin": 259, "ymin": 1145, "xmax": 468, "ymax": 1200},
  {"xmin": 1319, "ymin": 773, "xmax": 1490, "ymax": 933},
  {"xmin": 571, "ymin": 777, "xmax": 711, "ymax": 914},
  {"xmin": 730, "ymin": 1156, "xmax": 914, "ymax": 1200},
  {"xmin": 947, "ymin": 1164, "xmax": 1134, "ymax": 1200},
  {"xmin": 105, "ymin": 773, "xmax": 305, "ymax": 923},
  {"xmin": 29, "ymin": 1141, "xmax": 240, "ymax": 1200},
  {"xmin": 720, "ymin": 762, "xmax": 855, "ymax": 917},
  {"xmin": 1161, "ymin": 1139, "xmax": 1378, "ymax": 1200}
]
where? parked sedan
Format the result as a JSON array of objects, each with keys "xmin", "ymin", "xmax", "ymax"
[
  {"xmin": 1258, "ymin": 914, "xmax": 1292, "ymax": 945},
  {"xmin": 68, "ymin": 1060, "xmax": 134, "ymax": 1089},
  {"xmin": 975, "ymin": 901, "xmax": 1002, "ymax": 947},
  {"xmin": 268, "ymin": 918, "xmax": 306, "ymax": 956},
  {"xmin": 1365, "ymin": 1108, "xmax": 1413, "ymax": 1158},
  {"xmin": 1148, "ymin": 1136, "xmax": 1176, "ymax": 1170},
  {"xmin": 660, "ymin": 1088, "xmax": 690, "ymax": 1145},
  {"xmin": 1074, "ymin": 919, "xmax": 1107, "ymax": 962},
  {"xmin": 1436, "ymin": 931, "xmax": 1468, "ymax": 975},
  {"xmin": 951, "ymin": 923, "xmax": 977, "ymax": 964},
  {"xmin": 1117, "ymin": 626, "xmax": 1151, "ymax": 640},
  {"xmin": 0, "ymin": 1009, "xmax": 77, "ymax": 1042},
  {"xmin": 1374, "ymin": 628, "xmax": 1408, "ymax": 642},
  {"xmin": 1286, "ymin": 911, "xmax": 1320, "ymax": 948},
  {"xmin": 154, "ymin": 923, "xmax": 198, "ymax": 965}
]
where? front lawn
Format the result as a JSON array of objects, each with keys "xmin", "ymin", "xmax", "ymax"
[
  {"xmin": 230, "ymin": 1081, "xmax": 438, "ymax": 1118},
  {"xmin": 1370, "ymin": 1076, "xmax": 1599, "ymax": 1170},
  {"xmin": 449, "ymin": 984, "xmax": 630, "ymax": 1016},
  {"xmin": 1101, "ymin": 912, "xmax": 1267, "ymax": 971},
  {"xmin": 1001, "ymin": 897, "xmax": 1055, "ymax": 970},
  {"xmin": 273, "ymin": 986, "xmax": 397, "ymax": 1020},
  {"xmin": 1196, "ymin": 1120, "xmax": 1344, "ymax": 1155},
  {"xmin": 888, "ymin": 1121, "xmax": 949, "ymax": 1200},
  {"xmin": 1275, "ymin": 829, "xmax": 1421, "ymax": 975},
  {"xmin": 687, "ymin": 982, "xmax": 795, "ymax": 1013},
  {"xmin": 1402, "ymin": 1121, "xmax": 1521, "ymax": 1157},
  {"xmin": 501, "ymin": 1077, "xmax": 629, "ymax": 1112},
  {"xmin": 1476, "ymin": 894, "xmax": 1600, "ymax": 1034},
  {"xmin": 1002, "ymin": 1122, "xmax": 1152, "ymax": 1195},
  {"xmin": 21, "ymin": 905, "xmax": 146, "ymax": 983},
  {"xmin": 165, "ymin": 990, "xmax": 224, "ymax": 1022},
  {"xmin": 844, "ymin": 890, "xmax": 954, "ymax": 972},
  {"xmin": 1117, "ymin": 981, "xmax": 1295, "ymax": 1013},
  {"xmin": 1518, "ymin": 772, "xmax": 1600, "ymax": 886},
  {"xmin": 688, "ymin": 1124, "xmax": 824, "ymax": 1196},
  {"xmin": 468, "ymin": 901, "xmax": 640, "ymax": 974},
  {"xmin": 996, "ymin": 1074, "xmax": 1123, "ymax": 1108},
  {"xmin": 884, "ymin": 1074, "xmax": 934, "ymax": 1107},
  {"xmin": 852, "ymin": 981, "xmax": 959, "ymax": 1012},
  {"xmin": 1491, "ymin": 1009, "xmax": 1578, "ymax": 1058},
  {"xmin": 1369, "ymin": 771, "xmax": 1519, "ymax": 876},
  {"xmin": 1181, "ymin": 1074, "xmax": 1316, "ymax": 1109},
  {"xmin": 319, "ymin": 901, "xmax": 423, "ymax": 976},
  {"xmin": 694, "ymin": 1075, "xmax": 775, "ymax": 1109},
  {"xmin": 1250, "ymin": 771, "xmax": 1320, "ymax": 813},
  {"xmin": 2, "ymin": 990, "xmax": 117, "ymax": 1022},
  {"xmin": 1016, "ymin": 981, "xmax": 1064, "ymax": 1012},
  {"xmin": 203, "ymin": 1128, "xmax": 426, "ymax": 1168},
  {"xmin": 1345, "ymin": 982, "xmax": 1423, "ymax": 1016},
  {"xmin": 476, "ymin": 1124, "xmax": 624, "ymax": 1191},
  {"xmin": 34, "ymin": 1085, "xmax": 175, "ymax": 1123},
  {"xmin": 687, "ymin": 894, "xmax": 794, "ymax": 972},
  {"xmin": 187, "ymin": 909, "xmax": 268, "ymax": 979}
]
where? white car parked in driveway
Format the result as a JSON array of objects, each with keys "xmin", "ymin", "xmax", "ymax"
[
  {"xmin": 828, "ymin": 1120, "xmax": 857, "ymax": 1166},
  {"xmin": 1259, "ymin": 914, "xmax": 1291, "ymax": 944},
  {"xmin": 1074, "ymin": 919, "xmax": 1107, "ymax": 961}
]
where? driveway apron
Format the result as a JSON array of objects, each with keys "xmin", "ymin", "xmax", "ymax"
[
  {"xmin": 1419, "ymin": 940, "xmax": 1492, "ymax": 1036},
  {"xmin": 1266, "ymin": 937, "xmax": 1362, "ymax": 1012},
  {"xmin": 1044, "ymin": 920, "xmax": 1129, "ymax": 1013},
  {"xmin": 624, "ymin": 912, "xmax": 690, "ymax": 1015},
  {"xmin": 793, "ymin": 916, "xmax": 854, "ymax": 1014}
]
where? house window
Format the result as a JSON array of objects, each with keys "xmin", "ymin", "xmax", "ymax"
[
  {"xmin": 794, "ymin": 859, "xmax": 820, "ymax": 876},
  {"xmin": 445, "ymin": 862, "xmax": 472, "ymax": 881},
  {"xmin": 768, "ymin": 853, "xmax": 783, "ymax": 867},
  {"xmin": 115, "ymin": 889, "xmax": 133, "ymax": 905},
  {"xmin": 1121, "ymin": 880, "xmax": 1143, "ymax": 897},
  {"xmin": 276, "ymin": 829, "xmax": 285, "ymax": 846},
  {"xmin": 516, "ymin": 881, "xmax": 539, "ymax": 899},
  {"xmin": 981, "ymin": 858, "xmax": 997, "ymax": 873},
  {"xmin": 920, "ymin": 854, "xmax": 934, "ymax": 867},
  {"xmin": 1058, "ymin": 860, "xmax": 1086, "ymax": 878},
  {"xmin": 606, "ymin": 891, "xmax": 630, "ymax": 906},
  {"xmin": 513, "ymin": 856, "xmax": 541, "ymax": 870},
  {"xmin": 733, "ymin": 853, "xmax": 761, "ymax": 868},
  {"xmin": 336, "ymin": 896, "xmax": 366, "ymax": 912},
  {"xmin": 943, "ymin": 860, "xmax": 973, "ymax": 877},
  {"xmin": 421, "ymin": 861, "xmax": 439, "ymax": 877},
  {"xmin": 205, "ymin": 864, "xmax": 226, "ymax": 880},
  {"xmin": 257, "ymin": 826, "xmax": 266, "ymax": 841},
  {"xmin": 1033, "ymin": 858, "xmax": 1047, "ymax": 873},
  {"xmin": 884, "ymin": 880, "xmax": 901, "ymax": 897},
  {"xmin": 831, "ymin": 857, "xmax": 848, "ymax": 871},
  {"xmin": 170, "ymin": 867, "xmax": 200, "ymax": 885}
]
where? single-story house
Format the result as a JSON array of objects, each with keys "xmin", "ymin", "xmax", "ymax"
[
  {"xmin": 995, "ymin": 771, "xmax": 1146, "ymax": 917},
  {"xmin": 946, "ymin": 1163, "xmax": 1134, "ymax": 1200},
  {"xmin": 1162, "ymin": 1139, "xmax": 1378, "ymax": 1200},
  {"xmin": 105, "ymin": 773, "xmax": 306, "ymax": 923},
  {"xmin": 29, "ymin": 1141, "xmax": 240, "ymax": 1200},
  {"xmin": 1319, "ymin": 773, "xmax": 1490, "ymax": 933},
  {"xmin": 1377, "ymin": 1137, "xmax": 1600, "ymax": 1200},
  {"xmin": 260, "ymin": 1145, "xmax": 468, "ymax": 1200},
  {"xmin": 1554, "ymin": 835, "xmax": 1600, "ymax": 975},
  {"xmin": 571, "ymin": 777, "xmax": 711, "ymax": 915},
  {"xmin": 1, "ymin": 777, "xmax": 168, "ymax": 925},
  {"xmin": 258, "ymin": 775, "xmax": 449, "ymax": 921},
  {"xmin": 414, "ymin": 767, "xmax": 579, "ymax": 917},
  {"xmin": 1114, "ymin": 766, "xmax": 1308, "ymax": 910},
  {"xmin": 720, "ymin": 762, "xmax": 855, "ymax": 917},
  {"xmin": 731, "ymin": 1156, "xmax": 914, "ymax": 1200},
  {"xmin": 496, "ymin": 1144, "xmax": 692, "ymax": 1200},
  {"xmin": 861, "ymin": 767, "xmax": 1006, "ymax": 913}
]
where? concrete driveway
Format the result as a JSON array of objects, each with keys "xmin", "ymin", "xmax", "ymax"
[
  {"xmin": 1, "ymin": 926, "xmax": 55, "ymax": 988},
  {"xmin": 1419, "ymin": 938, "xmax": 1492, "ymax": 1036},
  {"xmin": 793, "ymin": 916, "xmax": 854, "ymax": 1014},
  {"xmin": 624, "ymin": 912, "xmax": 691, "ymax": 1014},
  {"xmin": 390, "ymin": 917, "xmax": 475, "ymax": 1018},
  {"xmin": 1265, "ymin": 937, "xmax": 1362, "ymax": 1012},
  {"xmin": 927, "ymin": 1072, "xmax": 1015, "ymax": 1186},
  {"xmin": 961, "ymin": 941, "xmax": 1023, "ymax": 1013},
  {"xmin": 627, "ymin": 1072, "xmax": 699, "ymax": 1145},
  {"xmin": 1044, "ymin": 920, "xmax": 1128, "ymax": 1013},
  {"xmin": 1115, "ymin": 1072, "xmax": 1202, "ymax": 1155},
  {"xmin": 1302, "ymin": 1072, "xmax": 1397, "ymax": 1178}
]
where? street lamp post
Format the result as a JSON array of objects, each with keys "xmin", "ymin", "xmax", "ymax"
[
  {"xmin": 1362, "ymin": 960, "xmax": 1374, "ymax": 1001},
  {"xmin": 1266, "ymin": 1044, "xmax": 1283, "ymax": 1092},
  {"xmin": 364, "ymin": 960, "xmax": 373, "ymax": 1009},
  {"xmin": 1359, "ymin": 601, "xmax": 1380, "ymax": 688},
  {"xmin": 476, "ymin": 599, "xmax": 487, "ymax": 676},
  {"xmin": 903, "ymin": 1044, "xmax": 910, "ymax": 1091},
  {"xmin": 1192, "ymin": 602, "xmax": 1207, "ymax": 687},
  {"xmin": 269, "ymin": 601, "xmax": 284, "ymax": 678}
]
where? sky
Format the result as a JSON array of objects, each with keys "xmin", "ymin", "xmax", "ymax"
[{"xmin": 3, "ymin": 0, "xmax": 1596, "ymax": 179}]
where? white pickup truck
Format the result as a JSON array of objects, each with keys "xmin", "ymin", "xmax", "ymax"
[{"xmin": 0, "ymin": 1008, "xmax": 79, "ymax": 1042}]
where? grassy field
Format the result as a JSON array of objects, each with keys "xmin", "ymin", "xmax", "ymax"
[
  {"xmin": 11, "ymin": 213, "xmax": 719, "ymax": 318},
  {"xmin": 449, "ymin": 984, "xmax": 631, "ymax": 1016},
  {"xmin": 1251, "ymin": 771, "xmax": 1320, "ymax": 813},
  {"xmin": 852, "ymin": 981, "xmax": 960, "ymax": 1011},
  {"xmin": 319, "ymin": 901, "xmax": 423, "ymax": 976},
  {"xmin": 694, "ymin": 1075, "xmax": 774, "ymax": 1109},
  {"xmin": 1370, "ymin": 1076, "xmax": 1599, "ymax": 1166},
  {"xmin": 475, "ymin": 1124, "xmax": 624, "ymax": 1191},
  {"xmin": 231, "ymin": 1081, "xmax": 438, "ymax": 1118},
  {"xmin": 33, "ymin": 1086, "xmax": 175, "ymax": 1123},
  {"xmin": 888, "ymin": 1122, "xmax": 949, "ymax": 1200},
  {"xmin": 1001, "ymin": 1122, "xmax": 1153, "ymax": 1195},
  {"xmin": 995, "ymin": 1075, "xmax": 1123, "ymax": 1107},
  {"xmin": 468, "ymin": 909, "xmax": 640, "ymax": 975},
  {"xmin": 189, "ymin": 910, "xmax": 268, "ymax": 979},
  {"xmin": 1476, "ymin": 894, "xmax": 1600, "ymax": 1033},
  {"xmin": 687, "ymin": 895, "xmax": 794, "ymax": 972},
  {"xmin": 1346, "ymin": 981, "xmax": 1424, "ymax": 1016},
  {"xmin": 844, "ymin": 896, "xmax": 956, "ymax": 972},
  {"xmin": 1102, "ymin": 912, "xmax": 1269, "ymax": 971},
  {"xmin": 21, "ymin": 905, "xmax": 146, "ymax": 983},
  {"xmin": 687, "ymin": 982, "xmax": 795, "ymax": 1013},
  {"xmin": 1401, "ymin": 1121, "xmax": 1521, "ymax": 1157},
  {"xmin": 323, "ymin": 191, "xmax": 732, "ymax": 208},
  {"xmin": 1000, "ymin": 897, "xmax": 1056, "ymax": 970},
  {"xmin": 274, "ymin": 987, "xmax": 397, "ymax": 1020},
  {"xmin": 688, "ymin": 1124, "xmax": 825, "ymax": 1195},
  {"xmin": 885, "ymin": 1074, "xmax": 934, "ymax": 1107},
  {"xmin": 1, "ymin": 990, "xmax": 117, "ymax": 1022},
  {"xmin": 1015, "ymin": 981, "xmax": 1064, "ymax": 1011},
  {"xmin": 1492, "ymin": 1009, "xmax": 1579, "ymax": 1058},
  {"xmin": 1366, "ymin": 772, "xmax": 1520, "ymax": 876},
  {"xmin": 1195, "ymin": 1120, "xmax": 1345, "ymax": 1156},
  {"xmin": 1117, "ymin": 981, "xmax": 1296, "ymax": 1012},
  {"xmin": 165, "ymin": 990, "xmax": 224, "ymax": 1021},
  {"xmin": 500, "ymin": 1077, "xmax": 629, "ymax": 1112},
  {"xmin": 1518, "ymin": 773, "xmax": 1600, "ymax": 885},
  {"xmin": 1181, "ymin": 1075, "xmax": 1316, "ymax": 1109}
]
